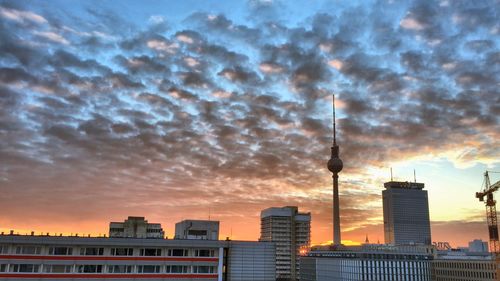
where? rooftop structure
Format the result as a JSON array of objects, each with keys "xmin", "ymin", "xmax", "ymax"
[
  {"xmin": 175, "ymin": 220, "xmax": 219, "ymax": 240},
  {"xmin": 109, "ymin": 216, "xmax": 164, "ymax": 239},
  {"xmin": 383, "ymin": 181, "xmax": 425, "ymax": 190}
]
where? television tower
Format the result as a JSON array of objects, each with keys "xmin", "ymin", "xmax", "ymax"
[{"xmin": 327, "ymin": 94, "xmax": 343, "ymax": 245}]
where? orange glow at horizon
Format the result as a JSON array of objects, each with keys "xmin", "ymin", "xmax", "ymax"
[{"xmin": 0, "ymin": 215, "xmax": 489, "ymax": 248}]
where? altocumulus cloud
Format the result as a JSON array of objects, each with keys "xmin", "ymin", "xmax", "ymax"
[{"xmin": 0, "ymin": 0, "xmax": 498, "ymax": 243}]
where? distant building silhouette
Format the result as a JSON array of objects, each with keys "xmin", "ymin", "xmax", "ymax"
[
  {"xmin": 469, "ymin": 239, "xmax": 489, "ymax": 253},
  {"xmin": 260, "ymin": 206, "xmax": 311, "ymax": 281},
  {"xmin": 383, "ymin": 181, "xmax": 431, "ymax": 245},
  {"xmin": 109, "ymin": 216, "xmax": 164, "ymax": 238}
]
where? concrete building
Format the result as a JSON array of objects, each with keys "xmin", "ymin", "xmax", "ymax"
[
  {"xmin": 469, "ymin": 239, "xmax": 489, "ymax": 253},
  {"xmin": 300, "ymin": 244, "xmax": 435, "ymax": 281},
  {"xmin": 109, "ymin": 216, "xmax": 164, "ymax": 239},
  {"xmin": 175, "ymin": 220, "xmax": 219, "ymax": 240},
  {"xmin": 383, "ymin": 181, "xmax": 431, "ymax": 245},
  {"xmin": 432, "ymin": 247, "xmax": 497, "ymax": 281},
  {"xmin": 432, "ymin": 258, "xmax": 497, "ymax": 281},
  {"xmin": 0, "ymin": 232, "xmax": 275, "ymax": 281},
  {"xmin": 260, "ymin": 206, "xmax": 311, "ymax": 281}
]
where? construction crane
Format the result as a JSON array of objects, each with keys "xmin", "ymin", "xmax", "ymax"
[{"xmin": 476, "ymin": 171, "xmax": 500, "ymax": 254}]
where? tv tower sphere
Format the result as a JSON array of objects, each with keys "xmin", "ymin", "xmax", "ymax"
[{"xmin": 328, "ymin": 155, "xmax": 343, "ymax": 174}]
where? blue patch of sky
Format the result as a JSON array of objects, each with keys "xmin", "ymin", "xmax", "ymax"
[{"xmin": 19, "ymin": 92, "xmax": 46, "ymax": 127}]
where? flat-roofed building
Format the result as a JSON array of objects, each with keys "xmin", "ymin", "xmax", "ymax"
[
  {"xmin": 109, "ymin": 216, "xmax": 164, "ymax": 239},
  {"xmin": 300, "ymin": 244, "xmax": 435, "ymax": 281},
  {"xmin": 432, "ymin": 241, "xmax": 497, "ymax": 281},
  {"xmin": 0, "ymin": 233, "xmax": 275, "ymax": 281},
  {"xmin": 432, "ymin": 257, "xmax": 497, "ymax": 281}
]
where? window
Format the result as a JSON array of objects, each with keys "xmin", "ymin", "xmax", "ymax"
[
  {"xmin": 109, "ymin": 228, "xmax": 124, "ymax": 232},
  {"xmin": 108, "ymin": 265, "xmax": 133, "ymax": 273},
  {"xmin": 0, "ymin": 264, "xmax": 6, "ymax": 272},
  {"xmin": 168, "ymin": 249, "xmax": 188, "ymax": 256},
  {"xmin": 80, "ymin": 247, "xmax": 104, "ymax": 256},
  {"xmin": 49, "ymin": 247, "xmax": 73, "ymax": 255},
  {"xmin": 140, "ymin": 248, "xmax": 162, "ymax": 256},
  {"xmin": 9, "ymin": 264, "xmax": 39, "ymax": 273},
  {"xmin": 188, "ymin": 230, "xmax": 207, "ymax": 236},
  {"xmin": 110, "ymin": 248, "xmax": 133, "ymax": 256},
  {"xmin": 15, "ymin": 246, "xmax": 41, "ymax": 255},
  {"xmin": 77, "ymin": 265, "xmax": 102, "ymax": 273},
  {"xmin": 193, "ymin": 266, "xmax": 216, "ymax": 273},
  {"xmin": 137, "ymin": 265, "xmax": 161, "ymax": 273},
  {"xmin": 43, "ymin": 265, "xmax": 72, "ymax": 273},
  {"xmin": 166, "ymin": 265, "xmax": 188, "ymax": 273},
  {"xmin": 195, "ymin": 249, "xmax": 213, "ymax": 257},
  {"xmin": 0, "ymin": 245, "xmax": 8, "ymax": 254}
]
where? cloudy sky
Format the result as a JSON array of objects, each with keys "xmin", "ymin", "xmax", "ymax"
[{"xmin": 0, "ymin": 0, "xmax": 499, "ymax": 246}]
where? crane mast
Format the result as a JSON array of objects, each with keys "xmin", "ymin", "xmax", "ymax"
[{"xmin": 476, "ymin": 171, "xmax": 500, "ymax": 254}]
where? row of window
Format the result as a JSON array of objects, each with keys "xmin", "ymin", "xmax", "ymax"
[
  {"xmin": 0, "ymin": 264, "xmax": 217, "ymax": 274},
  {"xmin": 434, "ymin": 261, "xmax": 495, "ymax": 270},
  {"xmin": 108, "ymin": 228, "xmax": 162, "ymax": 232},
  {"xmin": 1, "ymin": 245, "xmax": 216, "ymax": 257},
  {"xmin": 434, "ymin": 269, "xmax": 495, "ymax": 280}
]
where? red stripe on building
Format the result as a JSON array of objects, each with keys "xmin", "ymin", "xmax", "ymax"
[
  {"xmin": 0, "ymin": 255, "xmax": 218, "ymax": 262},
  {"xmin": 0, "ymin": 273, "xmax": 218, "ymax": 279}
]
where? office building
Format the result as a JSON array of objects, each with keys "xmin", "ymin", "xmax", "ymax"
[
  {"xmin": 383, "ymin": 181, "xmax": 431, "ymax": 245},
  {"xmin": 301, "ymin": 243, "xmax": 500, "ymax": 281},
  {"xmin": 109, "ymin": 216, "xmax": 164, "ymax": 238},
  {"xmin": 260, "ymin": 206, "xmax": 311, "ymax": 281},
  {"xmin": 175, "ymin": 220, "xmax": 219, "ymax": 240},
  {"xmin": 0, "ymin": 232, "xmax": 275, "ymax": 281},
  {"xmin": 300, "ymin": 244, "xmax": 434, "ymax": 281}
]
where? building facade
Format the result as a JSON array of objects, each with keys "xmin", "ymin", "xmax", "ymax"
[
  {"xmin": 175, "ymin": 220, "xmax": 219, "ymax": 240},
  {"xmin": 260, "ymin": 206, "xmax": 311, "ymax": 281},
  {"xmin": 300, "ymin": 244, "xmax": 435, "ymax": 281},
  {"xmin": 109, "ymin": 216, "xmax": 164, "ymax": 239},
  {"xmin": 0, "ymin": 233, "xmax": 275, "ymax": 281},
  {"xmin": 432, "ymin": 258, "xmax": 497, "ymax": 281},
  {"xmin": 383, "ymin": 181, "xmax": 431, "ymax": 245}
]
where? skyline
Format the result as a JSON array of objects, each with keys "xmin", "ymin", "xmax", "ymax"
[{"xmin": 0, "ymin": 0, "xmax": 499, "ymax": 247}]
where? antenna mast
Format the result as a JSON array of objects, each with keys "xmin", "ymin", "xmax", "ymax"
[{"xmin": 333, "ymin": 95, "xmax": 336, "ymax": 145}]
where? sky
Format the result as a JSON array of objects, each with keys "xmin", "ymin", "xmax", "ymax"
[{"xmin": 0, "ymin": 0, "xmax": 499, "ymax": 247}]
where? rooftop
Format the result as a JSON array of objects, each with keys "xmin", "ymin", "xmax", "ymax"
[{"xmin": 384, "ymin": 181, "xmax": 425, "ymax": 190}]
